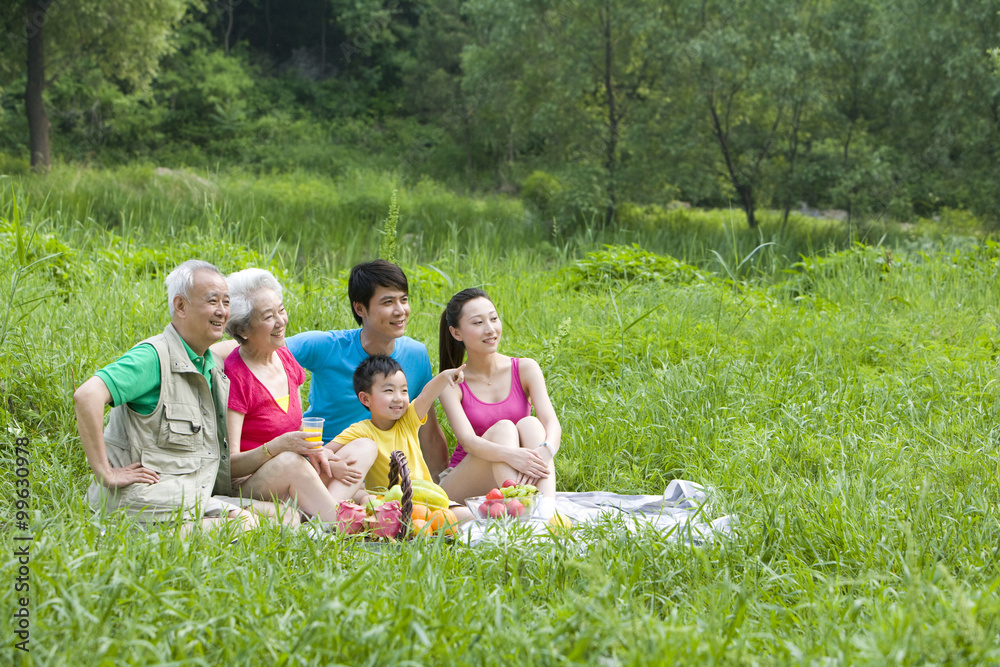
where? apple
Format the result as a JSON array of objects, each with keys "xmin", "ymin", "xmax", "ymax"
[
  {"xmin": 478, "ymin": 501, "xmax": 491, "ymax": 518},
  {"xmin": 488, "ymin": 502, "xmax": 506, "ymax": 519},
  {"xmin": 502, "ymin": 479, "xmax": 518, "ymax": 488},
  {"xmin": 505, "ymin": 499, "xmax": 525, "ymax": 518},
  {"xmin": 486, "ymin": 488, "xmax": 504, "ymax": 501}
]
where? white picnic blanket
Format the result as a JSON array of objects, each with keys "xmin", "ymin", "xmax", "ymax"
[{"xmin": 459, "ymin": 479, "xmax": 735, "ymax": 545}]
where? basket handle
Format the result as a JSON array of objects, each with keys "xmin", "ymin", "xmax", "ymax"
[{"xmin": 387, "ymin": 450, "xmax": 414, "ymax": 538}]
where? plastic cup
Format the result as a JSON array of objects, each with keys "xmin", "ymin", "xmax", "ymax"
[{"xmin": 301, "ymin": 417, "xmax": 324, "ymax": 446}]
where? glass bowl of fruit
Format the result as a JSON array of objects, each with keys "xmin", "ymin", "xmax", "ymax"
[{"xmin": 466, "ymin": 482, "xmax": 541, "ymax": 522}]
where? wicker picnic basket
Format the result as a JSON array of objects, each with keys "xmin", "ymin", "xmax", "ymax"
[{"xmin": 386, "ymin": 449, "xmax": 414, "ymax": 540}]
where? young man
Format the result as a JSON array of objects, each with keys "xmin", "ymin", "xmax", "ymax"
[
  {"xmin": 284, "ymin": 260, "xmax": 451, "ymax": 480},
  {"xmin": 74, "ymin": 260, "xmax": 260, "ymax": 531}
]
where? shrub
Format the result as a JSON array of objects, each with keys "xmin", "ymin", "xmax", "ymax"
[{"xmin": 564, "ymin": 244, "xmax": 706, "ymax": 290}]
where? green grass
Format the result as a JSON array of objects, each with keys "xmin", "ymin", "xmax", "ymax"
[
  {"xmin": 1, "ymin": 164, "xmax": 950, "ymax": 276},
  {"xmin": 2, "ymin": 172, "xmax": 999, "ymax": 665}
]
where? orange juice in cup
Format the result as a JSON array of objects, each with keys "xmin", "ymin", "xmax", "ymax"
[{"xmin": 301, "ymin": 417, "xmax": 324, "ymax": 447}]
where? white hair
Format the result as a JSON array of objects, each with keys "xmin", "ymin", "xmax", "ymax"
[
  {"xmin": 225, "ymin": 268, "xmax": 284, "ymax": 344},
  {"xmin": 165, "ymin": 260, "xmax": 224, "ymax": 316}
]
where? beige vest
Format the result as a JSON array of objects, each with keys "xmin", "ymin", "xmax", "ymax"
[{"xmin": 87, "ymin": 324, "xmax": 231, "ymax": 521}]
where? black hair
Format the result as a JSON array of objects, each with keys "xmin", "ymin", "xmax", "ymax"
[
  {"xmin": 439, "ymin": 288, "xmax": 491, "ymax": 372},
  {"xmin": 353, "ymin": 354, "xmax": 405, "ymax": 406},
  {"xmin": 348, "ymin": 260, "xmax": 409, "ymax": 326}
]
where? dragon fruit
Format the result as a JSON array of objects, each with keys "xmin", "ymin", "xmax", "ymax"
[
  {"xmin": 369, "ymin": 500, "xmax": 404, "ymax": 539},
  {"xmin": 336, "ymin": 500, "xmax": 367, "ymax": 534}
]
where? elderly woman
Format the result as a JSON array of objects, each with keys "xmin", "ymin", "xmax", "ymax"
[{"xmin": 216, "ymin": 268, "xmax": 376, "ymax": 525}]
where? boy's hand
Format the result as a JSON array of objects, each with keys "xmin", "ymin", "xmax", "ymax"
[
  {"xmin": 329, "ymin": 452, "xmax": 363, "ymax": 485},
  {"xmin": 445, "ymin": 364, "xmax": 466, "ymax": 388},
  {"xmin": 302, "ymin": 446, "xmax": 334, "ymax": 478}
]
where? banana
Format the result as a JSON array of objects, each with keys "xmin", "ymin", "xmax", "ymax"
[
  {"xmin": 410, "ymin": 478, "xmax": 448, "ymax": 497},
  {"xmin": 410, "ymin": 480, "xmax": 450, "ymax": 510}
]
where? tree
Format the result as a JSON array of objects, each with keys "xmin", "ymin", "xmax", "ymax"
[
  {"xmin": 866, "ymin": 0, "xmax": 1000, "ymax": 220},
  {"xmin": 11, "ymin": 0, "xmax": 195, "ymax": 169},
  {"xmin": 463, "ymin": 0, "xmax": 673, "ymax": 226},
  {"xmin": 677, "ymin": 0, "xmax": 820, "ymax": 228}
]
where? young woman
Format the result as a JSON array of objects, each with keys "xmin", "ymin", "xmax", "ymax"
[{"xmin": 437, "ymin": 288, "xmax": 561, "ymax": 500}]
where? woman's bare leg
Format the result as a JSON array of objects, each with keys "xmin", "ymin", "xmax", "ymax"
[
  {"xmin": 439, "ymin": 420, "xmax": 520, "ymax": 501},
  {"xmin": 239, "ymin": 451, "xmax": 340, "ymax": 523},
  {"xmin": 517, "ymin": 416, "xmax": 556, "ymax": 498}
]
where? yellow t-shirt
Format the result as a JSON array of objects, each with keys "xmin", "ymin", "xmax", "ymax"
[{"xmin": 333, "ymin": 404, "xmax": 430, "ymax": 489}]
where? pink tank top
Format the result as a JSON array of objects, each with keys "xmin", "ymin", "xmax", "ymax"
[{"xmin": 449, "ymin": 357, "xmax": 531, "ymax": 467}]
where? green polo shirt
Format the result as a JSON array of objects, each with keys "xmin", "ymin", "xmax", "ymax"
[{"xmin": 95, "ymin": 335, "xmax": 216, "ymax": 416}]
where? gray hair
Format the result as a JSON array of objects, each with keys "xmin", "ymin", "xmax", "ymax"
[
  {"xmin": 225, "ymin": 268, "xmax": 284, "ymax": 344},
  {"xmin": 165, "ymin": 260, "xmax": 224, "ymax": 316}
]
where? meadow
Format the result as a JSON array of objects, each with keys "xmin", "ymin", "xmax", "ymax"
[{"xmin": 1, "ymin": 167, "xmax": 999, "ymax": 665}]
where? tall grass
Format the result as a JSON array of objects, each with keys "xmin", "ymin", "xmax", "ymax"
[
  {"xmin": 2, "ymin": 175, "xmax": 999, "ymax": 665},
  {"xmin": 2, "ymin": 165, "xmax": 950, "ymax": 277}
]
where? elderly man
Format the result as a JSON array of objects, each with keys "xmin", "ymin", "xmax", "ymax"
[{"xmin": 74, "ymin": 260, "xmax": 258, "ymax": 530}]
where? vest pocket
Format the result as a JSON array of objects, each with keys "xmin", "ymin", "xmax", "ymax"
[
  {"xmin": 162, "ymin": 404, "xmax": 206, "ymax": 451},
  {"xmin": 141, "ymin": 450, "xmax": 203, "ymax": 475}
]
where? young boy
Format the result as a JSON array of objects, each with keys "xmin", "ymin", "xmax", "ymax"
[{"xmin": 332, "ymin": 355, "xmax": 465, "ymax": 490}]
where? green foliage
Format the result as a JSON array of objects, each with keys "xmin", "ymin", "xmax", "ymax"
[
  {"xmin": 520, "ymin": 170, "xmax": 564, "ymax": 219},
  {"xmin": 783, "ymin": 244, "xmax": 899, "ymax": 300},
  {"xmin": 565, "ymin": 244, "xmax": 705, "ymax": 290},
  {"xmin": 4, "ymin": 185, "xmax": 1000, "ymax": 663},
  {"xmin": 378, "ymin": 189, "xmax": 399, "ymax": 263},
  {"xmin": 3, "ymin": 0, "xmax": 1000, "ymax": 228}
]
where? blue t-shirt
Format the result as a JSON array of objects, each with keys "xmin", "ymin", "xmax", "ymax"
[{"xmin": 286, "ymin": 329, "xmax": 434, "ymax": 440}]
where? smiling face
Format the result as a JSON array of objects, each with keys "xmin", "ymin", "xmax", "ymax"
[
  {"xmin": 173, "ymin": 269, "xmax": 230, "ymax": 355},
  {"xmin": 450, "ymin": 297, "xmax": 502, "ymax": 355},
  {"xmin": 241, "ymin": 288, "xmax": 288, "ymax": 354},
  {"xmin": 354, "ymin": 285, "xmax": 410, "ymax": 342},
  {"xmin": 359, "ymin": 370, "xmax": 409, "ymax": 429}
]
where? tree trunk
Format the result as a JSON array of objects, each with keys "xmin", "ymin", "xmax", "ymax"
[
  {"xmin": 602, "ymin": 1, "xmax": 617, "ymax": 228},
  {"xmin": 781, "ymin": 102, "xmax": 804, "ymax": 228},
  {"xmin": 264, "ymin": 0, "xmax": 273, "ymax": 56},
  {"xmin": 320, "ymin": 1, "xmax": 327, "ymax": 72},
  {"xmin": 739, "ymin": 184, "xmax": 757, "ymax": 228},
  {"xmin": 224, "ymin": 2, "xmax": 234, "ymax": 56},
  {"xmin": 463, "ymin": 102, "xmax": 473, "ymax": 185},
  {"xmin": 25, "ymin": 0, "xmax": 50, "ymax": 171},
  {"xmin": 708, "ymin": 95, "xmax": 757, "ymax": 228}
]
